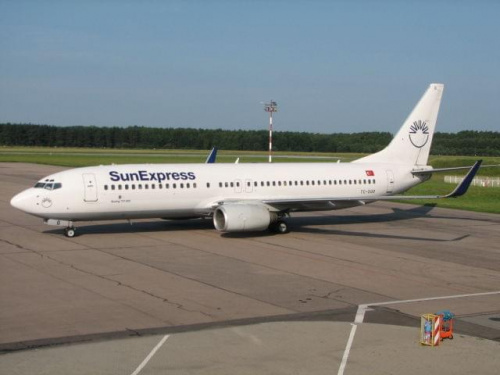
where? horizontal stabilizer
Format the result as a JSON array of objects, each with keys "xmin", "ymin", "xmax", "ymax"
[{"xmin": 412, "ymin": 162, "xmax": 496, "ymax": 175}]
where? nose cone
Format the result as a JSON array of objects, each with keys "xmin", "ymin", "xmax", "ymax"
[{"xmin": 11, "ymin": 189, "xmax": 35, "ymax": 213}]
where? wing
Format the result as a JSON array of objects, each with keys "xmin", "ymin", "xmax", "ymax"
[
  {"xmin": 210, "ymin": 159, "xmax": 482, "ymax": 213},
  {"xmin": 208, "ymin": 160, "xmax": 482, "ymax": 214}
]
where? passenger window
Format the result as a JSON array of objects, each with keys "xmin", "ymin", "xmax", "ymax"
[
  {"xmin": 353, "ymin": 180, "xmax": 356, "ymax": 185},
  {"xmin": 186, "ymin": 183, "xmax": 190, "ymax": 188},
  {"xmin": 104, "ymin": 185, "xmax": 108, "ymax": 190},
  {"xmin": 230, "ymin": 182, "xmax": 234, "ymax": 188},
  {"xmin": 207, "ymin": 183, "xmax": 210, "ymax": 188},
  {"xmin": 111, "ymin": 185, "xmax": 116, "ymax": 190},
  {"xmin": 173, "ymin": 183, "xmax": 177, "ymax": 189},
  {"xmin": 225, "ymin": 182, "xmax": 229, "ymax": 188},
  {"xmin": 125, "ymin": 184, "xmax": 129, "ymax": 190},
  {"xmin": 180, "ymin": 183, "xmax": 184, "ymax": 188},
  {"xmin": 132, "ymin": 184, "xmax": 136, "ymax": 190},
  {"xmin": 145, "ymin": 184, "xmax": 149, "ymax": 189},
  {"xmin": 267, "ymin": 181, "xmax": 270, "ymax": 187},
  {"xmin": 193, "ymin": 183, "xmax": 197, "ymax": 188},
  {"xmin": 151, "ymin": 184, "xmax": 155, "ymax": 189},
  {"xmin": 159, "ymin": 184, "xmax": 163, "ymax": 189},
  {"xmin": 278, "ymin": 181, "xmax": 282, "ymax": 186},
  {"xmin": 165, "ymin": 184, "xmax": 169, "ymax": 189}
]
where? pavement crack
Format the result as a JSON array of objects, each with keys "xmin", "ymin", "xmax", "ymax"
[
  {"xmin": 0, "ymin": 238, "xmax": 37, "ymax": 253},
  {"xmin": 35, "ymin": 254, "xmax": 215, "ymax": 319},
  {"xmin": 310, "ymin": 288, "xmax": 345, "ymax": 300}
]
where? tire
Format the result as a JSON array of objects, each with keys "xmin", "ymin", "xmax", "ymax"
[
  {"xmin": 65, "ymin": 228, "xmax": 76, "ymax": 238},
  {"xmin": 276, "ymin": 220, "xmax": 289, "ymax": 234}
]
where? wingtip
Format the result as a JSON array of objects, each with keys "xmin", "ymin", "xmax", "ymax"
[{"xmin": 446, "ymin": 159, "xmax": 482, "ymax": 198}]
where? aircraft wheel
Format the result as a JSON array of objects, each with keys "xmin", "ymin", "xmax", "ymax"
[
  {"xmin": 275, "ymin": 220, "xmax": 289, "ymax": 234},
  {"xmin": 64, "ymin": 227, "xmax": 76, "ymax": 238}
]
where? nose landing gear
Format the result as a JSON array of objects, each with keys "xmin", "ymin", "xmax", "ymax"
[
  {"xmin": 64, "ymin": 227, "xmax": 76, "ymax": 238},
  {"xmin": 44, "ymin": 219, "xmax": 76, "ymax": 237}
]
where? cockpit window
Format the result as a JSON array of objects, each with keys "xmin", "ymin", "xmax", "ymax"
[{"xmin": 34, "ymin": 182, "xmax": 62, "ymax": 190}]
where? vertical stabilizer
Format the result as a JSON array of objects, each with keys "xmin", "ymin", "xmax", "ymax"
[{"xmin": 354, "ymin": 83, "xmax": 444, "ymax": 166}]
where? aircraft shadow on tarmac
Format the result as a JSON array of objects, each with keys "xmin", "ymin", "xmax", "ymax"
[{"xmin": 44, "ymin": 203, "xmax": 485, "ymax": 240}]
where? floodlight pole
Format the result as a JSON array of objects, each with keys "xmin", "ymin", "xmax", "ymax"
[{"xmin": 264, "ymin": 101, "xmax": 278, "ymax": 163}]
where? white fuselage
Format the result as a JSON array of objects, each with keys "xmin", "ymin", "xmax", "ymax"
[{"xmin": 11, "ymin": 162, "xmax": 422, "ymax": 222}]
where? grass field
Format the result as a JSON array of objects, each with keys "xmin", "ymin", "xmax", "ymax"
[{"xmin": 1, "ymin": 146, "xmax": 498, "ymax": 214}]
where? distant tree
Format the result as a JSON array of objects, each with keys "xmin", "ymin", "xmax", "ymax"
[{"xmin": 0, "ymin": 123, "xmax": 498, "ymax": 156}]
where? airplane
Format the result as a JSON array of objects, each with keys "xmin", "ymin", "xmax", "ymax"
[{"xmin": 11, "ymin": 83, "xmax": 483, "ymax": 238}]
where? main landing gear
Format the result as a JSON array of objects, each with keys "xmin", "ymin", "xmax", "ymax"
[{"xmin": 269, "ymin": 219, "xmax": 290, "ymax": 234}]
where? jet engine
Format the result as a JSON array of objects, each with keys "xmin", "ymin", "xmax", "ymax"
[{"xmin": 213, "ymin": 204, "xmax": 276, "ymax": 232}]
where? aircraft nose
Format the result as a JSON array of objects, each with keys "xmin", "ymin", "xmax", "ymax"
[{"xmin": 10, "ymin": 190, "xmax": 35, "ymax": 213}]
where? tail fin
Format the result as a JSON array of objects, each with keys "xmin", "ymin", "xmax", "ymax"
[{"xmin": 354, "ymin": 83, "xmax": 444, "ymax": 166}]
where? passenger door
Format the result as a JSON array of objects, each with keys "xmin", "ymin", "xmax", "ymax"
[{"xmin": 83, "ymin": 173, "xmax": 98, "ymax": 202}]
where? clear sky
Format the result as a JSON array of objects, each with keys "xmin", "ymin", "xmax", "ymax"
[{"xmin": 1, "ymin": 0, "xmax": 499, "ymax": 134}]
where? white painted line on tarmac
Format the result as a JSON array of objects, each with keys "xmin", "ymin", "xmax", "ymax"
[
  {"xmin": 355, "ymin": 290, "xmax": 500, "ymax": 324},
  {"xmin": 337, "ymin": 290, "xmax": 500, "ymax": 375},
  {"xmin": 131, "ymin": 334, "xmax": 170, "ymax": 375},
  {"xmin": 337, "ymin": 323, "xmax": 357, "ymax": 375}
]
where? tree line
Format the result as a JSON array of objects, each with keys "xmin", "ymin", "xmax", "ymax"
[{"xmin": 0, "ymin": 123, "xmax": 498, "ymax": 156}]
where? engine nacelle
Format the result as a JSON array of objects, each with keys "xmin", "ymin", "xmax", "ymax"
[{"xmin": 213, "ymin": 204, "xmax": 274, "ymax": 232}]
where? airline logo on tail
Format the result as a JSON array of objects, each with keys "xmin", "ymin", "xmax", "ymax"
[{"xmin": 409, "ymin": 120, "xmax": 429, "ymax": 148}]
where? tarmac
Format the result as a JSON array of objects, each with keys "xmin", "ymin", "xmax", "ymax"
[{"xmin": 1, "ymin": 163, "xmax": 499, "ymax": 374}]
